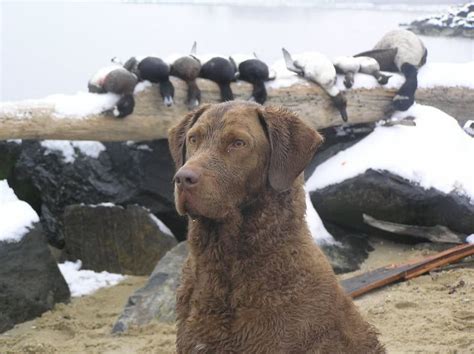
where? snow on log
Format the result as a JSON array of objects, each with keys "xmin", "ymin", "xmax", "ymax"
[{"xmin": 0, "ymin": 78, "xmax": 473, "ymax": 141}]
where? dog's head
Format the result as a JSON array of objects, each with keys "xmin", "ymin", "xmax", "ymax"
[{"xmin": 168, "ymin": 101, "xmax": 323, "ymax": 219}]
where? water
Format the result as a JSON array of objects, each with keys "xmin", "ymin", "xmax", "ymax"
[{"xmin": 1, "ymin": 1, "xmax": 473, "ymax": 101}]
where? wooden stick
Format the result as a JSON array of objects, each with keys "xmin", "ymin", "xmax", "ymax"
[
  {"xmin": 341, "ymin": 243, "xmax": 474, "ymax": 298},
  {"xmin": 1, "ymin": 79, "xmax": 472, "ymax": 141},
  {"xmin": 363, "ymin": 214, "xmax": 466, "ymax": 244}
]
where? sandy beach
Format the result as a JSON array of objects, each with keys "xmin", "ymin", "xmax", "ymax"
[{"xmin": 1, "ymin": 239, "xmax": 473, "ymax": 353}]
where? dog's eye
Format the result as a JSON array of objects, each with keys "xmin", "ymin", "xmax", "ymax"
[
  {"xmin": 231, "ymin": 139, "xmax": 246, "ymax": 148},
  {"xmin": 188, "ymin": 135, "xmax": 197, "ymax": 144}
]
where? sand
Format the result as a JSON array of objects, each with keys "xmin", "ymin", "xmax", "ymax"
[{"xmin": 1, "ymin": 239, "xmax": 473, "ymax": 353}]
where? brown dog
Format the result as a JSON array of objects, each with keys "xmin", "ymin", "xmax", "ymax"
[{"xmin": 169, "ymin": 101, "xmax": 384, "ymax": 353}]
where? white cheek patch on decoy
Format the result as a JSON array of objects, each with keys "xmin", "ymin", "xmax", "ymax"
[
  {"xmin": 393, "ymin": 94, "xmax": 410, "ymax": 101},
  {"xmin": 113, "ymin": 107, "xmax": 120, "ymax": 117},
  {"xmin": 163, "ymin": 96, "xmax": 174, "ymax": 106}
]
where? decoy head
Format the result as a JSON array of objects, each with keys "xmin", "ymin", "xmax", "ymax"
[
  {"xmin": 377, "ymin": 73, "xmax": 392, "ymax": 85},
  {"xmin": 332, "ymin": 93, "xmax": 348, "ymax": 122},
  {"xmin": 111, "ymin": 57, "xmax": 123, "ymax": 65},
  {"xmin": 113, "ymin": 94, "xmax": 135, "ymax": 118},
  {"xmin": 160, "ymin": 80, "xmax": 175, "ymax": 107},
  {"xmin": 343, "ymin": 72, "xmax": 355, "ymax": 89}
]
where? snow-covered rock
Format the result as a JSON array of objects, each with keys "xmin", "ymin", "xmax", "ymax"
[
  {"xmin": 0, "ymin": 180, "xmax": 39, "ymax": 242},
  {"xmin": 308, "ymin": 104, "xmax": 474, "ymax": 236},
  {"xmin": 405, "ymin": 3, "xmax": 474, "ymax": 38}
]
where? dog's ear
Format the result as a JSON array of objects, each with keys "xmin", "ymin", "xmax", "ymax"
[
  {"xmin": 258, "ymin": 106, "xmax": 324, "ymax": 191},
  {"xmin": 168, "ymin": 104, "xmax": 210, "ymax": 169}
]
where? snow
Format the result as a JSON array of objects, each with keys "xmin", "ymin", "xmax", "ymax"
[
  {"xmin": 6, "ymin": 139, "xmax": 22, "ymax": 144},
  {"xmin": 304, "ymin": 190, "xmax": 336, "ymax": 245},
  {"xmin": 467, "ymin": 234, "xmax": 474, "ymax": 244},
  {"xmin": 40, "ymin": 140, "xmax": 106, "ymax": 163},
  {"xmin": 58, "ymin": 260, "xmax": 125, "ymax": 297},
  {"xmin": 149, "ymin": 213, "xmax": 174, "ymax": 238},
  {"xmin": 134, "ymin": 80, "xmax": 152, "ymax": 94},
  {"xmin": 306, "ymin": 103, "xmax": 474, "ymax": 203},
  {"xmin": 85, "ymin": 202, "xmax": 119, "ymax": 208},
  {"xmin": 0, "ymin": 180, "xmax": 39, "ymax": 243},
  {"xmin": 45, "ymin": 92, "xmax": 121, "ymax": 117}
]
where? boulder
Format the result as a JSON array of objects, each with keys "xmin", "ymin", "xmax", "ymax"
[
  {"xmin": 12, "ymin": 139, "xmax": 185, "ymax": 247},
  {"xmin": 0, "ymin": 224, "xmax": 70, "ymax": 333},
  {"xmin": 310, "ymin": 169, "xmax": 474, "ymax": 238},
  {"xmin": 305, "ymin": 123, "xmax": 374, "ymax": 179},
  {"xmin": 112, "ymin": 241, "xmax": 188, "ymax": 333},
  {"xmin": 62, "ymin": 204, "xmax": 178, "ymax": 275},
  {"xmin": 320, "ymin": 222, "xmax": 372, "ymax": 274}
]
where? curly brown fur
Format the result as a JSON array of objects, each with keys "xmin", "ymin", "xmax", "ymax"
[{"xmin": 168, "ymin": 101, "xmax": 384, "ymax": 354}]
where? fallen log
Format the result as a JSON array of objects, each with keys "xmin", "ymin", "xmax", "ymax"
[
  {"xmin": 0, "ymin": 78, "xmax": 473, "ymax": 141},
  {"xmin": 363, "ymin": 214, "xmax": 467, "ymax": 244},
  {"xmin": 341, "ymin": 243, "xmax": 474, "ymax": 298}
]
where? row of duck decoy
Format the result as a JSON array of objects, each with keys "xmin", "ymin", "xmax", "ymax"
[{"xmin": 89, "ymin": 29, "xmax": 427, "ymax": 122}]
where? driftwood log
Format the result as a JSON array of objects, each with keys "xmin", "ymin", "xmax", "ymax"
[
  {"xmin": 341, "ymin": 243, "xmax": 474, "ymax": 298},
  {"xmin": 1, "ymin": 78, "xmax": 473, "ymax": 141},
  {"xmin": 363, "ymin": 214, "xmax": 467, "ymax": 244}
]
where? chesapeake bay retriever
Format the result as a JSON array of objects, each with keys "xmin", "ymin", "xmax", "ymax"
[{"xmin": 168, "ymin": 101, "xmax": 384, "ymax": 353}]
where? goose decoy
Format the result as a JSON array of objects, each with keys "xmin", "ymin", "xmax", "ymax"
[
  {"xmin": 199, "ymin": 56, "xmax": 236, "ymax": 102},
  {"xmin": 282, "ymin": 48, "xmax": 348, "ymax": 122},
  {"xmin": 230, "ymin": 54, "xmax": 275, "ymax": 104},
  {"xmin": 170, "ymin": 42, "xmax": 202, "ymax": 109},
  {"xmin": 332, "ymin": 56, "xmax": 391, "ymax": 88},
  {"xmin": 88, "ymin": 65, "xmax": 138, "ymax": 118},
  {"xmin": 355, "ymin": 29, "xmax": 427, "ymax": 111}
]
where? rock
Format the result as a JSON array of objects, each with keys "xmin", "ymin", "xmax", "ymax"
[
  {"xmin": 320, "ymin": 222, "xmax": 372, "ymax": 274},
  {"xmin": 310, "ymin": 169, "xmax": 474, "ymax": 238},
  {"xmin": 405, "ymin": 3, "xmax": 474, "ymax": 39},
  {"xmin": 0, "ymin": 224, "xmax": 70, "ymax": 333},
  {"xmin": 112, "ymin": 241, "xmax": 188, "ymax": 333},
  {"xmin": 305, "ymin": 123, "xmax": 374, "ymax": 179},
  {"xmin": 62, "ymin": 204, "xmax": 178, "ymax": 275},
  {"xmin": 12, "ymin": 139, "xmax": 185, "ymax": 248}
]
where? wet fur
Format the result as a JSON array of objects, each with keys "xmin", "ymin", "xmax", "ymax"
[{"xmin": 169, "ymin": 101, "xmax": 384, "ymax": 353}]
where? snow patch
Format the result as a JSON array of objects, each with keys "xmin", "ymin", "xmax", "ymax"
[
  {"xmin": 58, "ymin": 260, "xmax": 125, "ymax": 297},
  {"xmin": 306, "ymin": 104, "xmax": 474, "ymax": 203},
  {"xmin": 304, "ymin": 190, "xmax": 336, "ymax": 245},
  {"xmin": 149, "ymin": 213, "xmax": 174, "ymax": 238},
  {"xmin": 134, "ymin": 80, "xmax": 152, "ymax": 94},
  {"xmin": 0, "ymin": 180, "xmax": 39, "ymax": 243},
  {"xmin": 40, "ymin": 140, "xmax": 105, "ymax": 163},
  {"xmin": 45, "ymin": 92, "xmax": 121, "ymax": 118}
]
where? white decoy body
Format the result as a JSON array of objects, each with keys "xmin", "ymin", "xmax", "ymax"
[
  {"xmin": 283, "ymin": 49, "xmax": 348, "ymax": 121},
  {"xmin": 332, "ymin": 56, "xmax": 391, "ymax": 88},
  {"xmin": 373, "ymin": 29, "xmax": 426, "ymax": 71}
]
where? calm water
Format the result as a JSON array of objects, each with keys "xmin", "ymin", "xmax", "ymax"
[{"xmin": 1, "ymin": 1, "xmax": 473, "ymax": 101}]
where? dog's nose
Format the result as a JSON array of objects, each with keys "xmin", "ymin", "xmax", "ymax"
[{"xmin": 175, "ymin": 168, "xmax": 200, "ymax": 189}]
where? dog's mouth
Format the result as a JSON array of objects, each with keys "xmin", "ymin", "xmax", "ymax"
[
  {"xmin": 176, "ymin": 189, "xmax": 200, "ymax": 217},
  {"xmin": 176, "ymin": 187, "xmax": 230, "ymax": 220}
]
